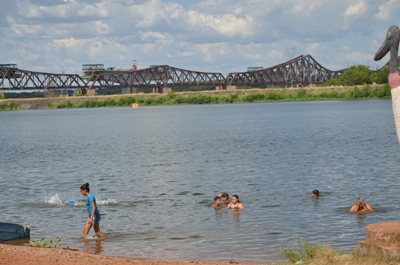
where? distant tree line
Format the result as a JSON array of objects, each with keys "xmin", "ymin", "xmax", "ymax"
[{"xmin": 323, "ymin": 65, "xmax": 389, "ymax": 86}]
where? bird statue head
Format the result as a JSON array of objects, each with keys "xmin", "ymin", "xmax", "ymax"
[{"xmin": 374, "ymin": 25, "xmax": 400, "ymax": 64}]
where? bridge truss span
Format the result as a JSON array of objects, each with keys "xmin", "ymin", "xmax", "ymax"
[
  {"xmin": 0, "ymin": 55, "xmax": 349, "ymax": 90},
  {"xmin": 0, "ymin": 68, "xmax": 91, "ymax": 90},
  {"xmin": 88, "ymin": 65, "xmax": 227, "ymax": 89},
  {"xmin": 226, "ymin": 54, "xmax": 347, "ymax": 86}
]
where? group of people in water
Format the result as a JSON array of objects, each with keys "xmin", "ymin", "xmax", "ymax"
[
  {"xmin": 312, "ymin": 189, "xmax": 373, "ymax": 213},
  {"xmin": 79, "ymin": 184, "xmax": 373, "ymax": 240},
  {"xmin": 212, "ymin": 193, "xmax": 244, "ymax": 209}
]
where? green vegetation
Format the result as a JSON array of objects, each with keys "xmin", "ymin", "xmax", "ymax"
[
  {"xmin": 0, "ymin": 102, "xmax": 23, "ymax": 110},
  {"xmin": 279, "ymin": 238, "xmax": 322, "ymax": 264},
  {"xmin": 278, "ymin": 238, "xmax": 400, "ymax": 265},
  {"xmin": 324, "ymin": 65, "xmax": 389, "ymax": 87},
  {"xmin": 43, "ymin": 85, "xmax": 391, "ymax": 109},
  {"xmin": 25, "ymin": 236, "xmax": 65, "ymax": 248}
]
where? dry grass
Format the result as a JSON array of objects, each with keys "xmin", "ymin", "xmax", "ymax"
[{"xmin": 278, "ymin": 240, "xmax": 400, "ymax": 265}]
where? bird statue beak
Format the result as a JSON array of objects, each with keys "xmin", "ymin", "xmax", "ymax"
[{"xmin": 374, "ymin": 38, "xmax": 390, "ymax": 61}]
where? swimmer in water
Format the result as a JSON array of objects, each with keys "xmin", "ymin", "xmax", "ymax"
[
  {"xmin": 219, "ymin": 193, "xmax": 229, "ymax": 204},
  {"xmin": 80, "ymin": 183, "xmax": 106, "ymax": 239},
  {"xmin": 227, "ymin": 194, "xmax": 244, "ymax": 210},
  {"xmin": 211, "ymin": 196, "xmax": 222, "ymax": 208},
  {"xmin": 349, "ymin": 198, "xmax": 373, "ymax": 212},
  {"xmin": 312, "ymin": 189, "xmax": 319, "ymax": 199}
]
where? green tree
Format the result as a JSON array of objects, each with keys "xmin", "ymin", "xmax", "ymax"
[
  {"xmin": 370, "ymin": 67, "xmax": 389, "ymax": 84},
  {"xmin": 339, "ymin": 65, "xmax": 371, "ymax": 86}
]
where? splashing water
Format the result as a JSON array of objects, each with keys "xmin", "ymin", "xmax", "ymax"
[
  {"xmin": 45, "ymin": 193, "xmax": 63, "ymax": 205},
  {"xmin": 96, "ymin": 198, "xmax": 118, "ymax": 205}
]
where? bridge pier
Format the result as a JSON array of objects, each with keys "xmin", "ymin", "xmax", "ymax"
[
  {"xmin": 121, "ymin": 87, "xmax": 131, "ymax": 94},
  {"xmin": 216, "ymin": 85, "xmax": 236, "ymax": 91},
  {"xmin": 152, "ymin": 87, "xmax": 172, "ymax": 94},
  {"xmin": 122, "ymin": 87, "xmax": 139, "ymax": 94},
  {"xmin": 87, "ymin": 89, "xmax": 96, "ymax": 96}
]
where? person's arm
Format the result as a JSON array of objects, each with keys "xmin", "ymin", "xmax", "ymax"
[
  {"xmin": 366, "ymin": 204, "xmax": 373, "ymax": 212},
  {"xmin": 238, "ymin": 203, "xmax": 244, "ymax": 209},
  {"xmin": 89, "ymin": 199, "xmax": 96, "ymax": 223},
  {"xmin": 349, "ymin": 205, "xmax": 357, "ymax": 212},
  {"xmin": 227, "ymin": 203, "xmax": 232, "ymax": 209}
]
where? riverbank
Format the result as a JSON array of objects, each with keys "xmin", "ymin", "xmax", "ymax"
[
  {"xmin": 0, "ymin": 84, "xmax": 390, "ymax": 110},
  {"xmin": 2, "ymin": 242, "xmax": 400, "ymax": 265},
  {"xmin": 0, "ymin": 244, "xmax": 278, "ymax": 265}
]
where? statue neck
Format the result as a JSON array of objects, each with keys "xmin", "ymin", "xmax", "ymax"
[{"xmin": 390, "ymin": 45, "xmax": 399, "ymax": 74}]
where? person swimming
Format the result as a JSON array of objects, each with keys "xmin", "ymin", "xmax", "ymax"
[
  {"xmin": 219, "ymin": 193, "xmax": 229, "ymax": 204},
  {"xmin": 227, "ymin": 194, "xmax": 244, "ymax": 210},
  {"xmin": 312, "ymin": 189, "xmax": 319, "ymax": 199},
  {"xmin": 211, "ymin": 196, "xmax": 222, "ymax": 208},
  {"xmin": 349, "ymin": 198, "xmax": 373, "ymax": 212}
]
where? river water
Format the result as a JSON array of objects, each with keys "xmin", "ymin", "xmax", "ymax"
[{"xmin": 1, "ymin": 100, "xmax": 400, "ymax": 263}]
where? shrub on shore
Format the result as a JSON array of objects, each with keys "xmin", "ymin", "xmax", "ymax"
[{"xmin": 0, "ymin": 102, "xmax": 23, "ymax": 110}]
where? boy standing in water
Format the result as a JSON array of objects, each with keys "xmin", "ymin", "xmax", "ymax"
[{"xmin": 80, "ymin": 183, "xmax": 106, "ymax": 239}]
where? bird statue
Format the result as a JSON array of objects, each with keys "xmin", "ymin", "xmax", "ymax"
[{"xmin": 375, "ymin": 25, "xmax": 400, "ymax": 141}]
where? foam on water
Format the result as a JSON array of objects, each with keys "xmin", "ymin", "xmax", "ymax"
[
  {"xmin": 96, "ymin": 198, "xmax": 118, "ymax": 205},
  {"xmin": 44, "ymin": 193, "xmax": 116, "ymax": 207},
  {"xmin": 45, "ymin": 193, "xmax": 63, "ymax": 205}
]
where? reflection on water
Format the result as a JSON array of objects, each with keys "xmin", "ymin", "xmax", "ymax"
[
  {"xmin": 231, "ymin": 210, "xmax": 241, "ymax": 222},
  {"xmin": 84, "ymin": 240, "xmax": 103, "ymax": 255},
  {"xmin": 1, "ymin": 101, "xmax": 400, "ymax": 263}
]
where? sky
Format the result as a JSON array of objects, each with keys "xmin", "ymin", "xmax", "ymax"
[{"xmin": 0, "ymin": 0, "xmax": 399, "ymax": 76}]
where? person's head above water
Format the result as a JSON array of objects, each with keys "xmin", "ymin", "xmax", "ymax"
[
  {"xmin": 232, "ymin": 194, "xmax": 240, "ymax": 203},
  {"xmin": 220, "ymin": 193, "xmax": 229, "ymax": 203},
  {"xmin": 312, "ymin": 189, "xmax": 319, "ymax": 199},
  {"xmin": 212, "ymin": 196, "xmax": 221, "ymax": 208},
  {"xmin": 350, "ymin": 197, "xmax": 373, "ymax": 212},
  {"xmin": 356, "ymin": 198, "xmax": 365, "ymax": 207},
  {"xmin": 80, "ymin": 182, "xmax": 90, "ymax": 192}
]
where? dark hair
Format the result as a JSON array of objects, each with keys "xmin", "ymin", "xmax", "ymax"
[
  {"xmin": 80, "ymin": 183, "xmax": 90, "ymax": 192},
  {"xmin": 221, "ymin": 193, "xmax": 229, "ymax": 200},
  {"xmin": 312, "ymin": 190, "xmax": 319, "ymax": 196},
  {"xmin": 214, "ymin": 196, "xmax": 220, "ymax": 202},
  {"xmin": 232, "ymin": 194, "xmax": 240, "ymax": 203}
]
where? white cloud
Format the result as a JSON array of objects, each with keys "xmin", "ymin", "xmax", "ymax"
[
  {"xmin": 306, "ymin": 43, "xmax": 326, "ymax": 55},
  {"xmin": 0, "ymin": 0, "xmax": 394, "ymax": 75},
  {"xmin": 342, "ymin": 1, "xmax": 368, "ymax": 29},
  {"xmin": 375, "ymin": 0, "xmax": 400, "ymax": 20},
  {"xmin": 344, "ymin": 1, "xmax": 367, "ymax": 17},
  {"xmin": 185, "ymin": 11, "xmax": 255, "ymax": 37}
]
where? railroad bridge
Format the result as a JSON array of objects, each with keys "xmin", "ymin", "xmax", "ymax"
[{"xmin": 0, "ymin": 55, "xmax": 350, "ymax": 91}]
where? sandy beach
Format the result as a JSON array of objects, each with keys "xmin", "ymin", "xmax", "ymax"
[{"xmin": 0, "ymin": 244, "xmax": 277, "ymax": 265}]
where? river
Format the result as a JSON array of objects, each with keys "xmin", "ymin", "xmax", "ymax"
[{"xmin": 1, "ymin": 100, "xmax": 399, "ymax": 263}]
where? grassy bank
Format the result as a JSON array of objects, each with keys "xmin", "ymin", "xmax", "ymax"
[
  {"xmin": 278, "ymin": 238, "xmax": 400, "ymax": 265},
  {"xmin": 0, "ymin": 102, "xmax": 24, "ymax": 110},
  {"xmin": 47, "ymin": 84, "xmax": 391, "ymax": 109},
  {"xmin": 0, "ymin": 84, "xmax": 391, "ymax": 110}
]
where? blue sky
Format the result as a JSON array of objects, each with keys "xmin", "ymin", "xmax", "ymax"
[{"xmin": 0, "ymin": 0, "xmax": 399, "ymax": 76}]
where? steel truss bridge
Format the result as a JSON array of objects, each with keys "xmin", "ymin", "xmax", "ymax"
[
  {"xmin": 226, "ymin": 55, "xmax": 346, "ymax": 86},
  {"xmin": 0, "ymin": 54, "xmax": 348, "ymax": 90}
]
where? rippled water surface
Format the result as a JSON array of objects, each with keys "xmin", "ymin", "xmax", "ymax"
[{"xmin": 1, "ymin": 100, "xmax": 400, "ymax": 263}]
